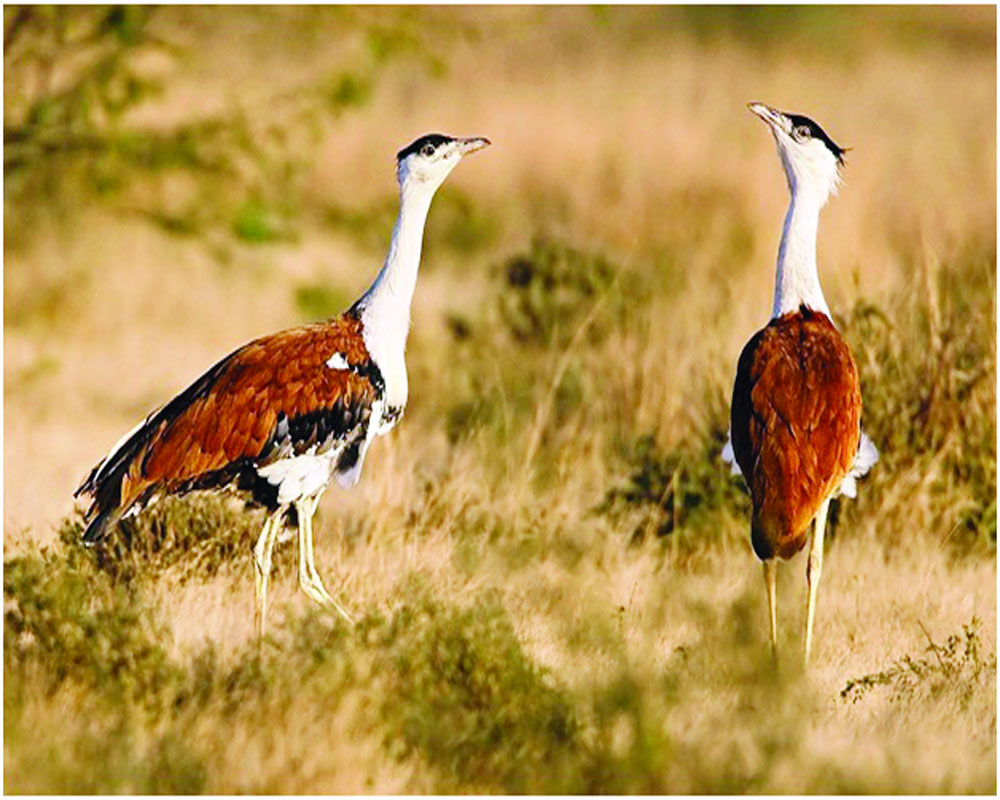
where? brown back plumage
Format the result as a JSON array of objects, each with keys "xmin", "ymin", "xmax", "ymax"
[
  {"xmin": 730, "ymin": 306, "xmax": 861, "ymax": 560},
  {"xmin": 76, "ymin": 313, "xmax": 380, "ymax": 541}
]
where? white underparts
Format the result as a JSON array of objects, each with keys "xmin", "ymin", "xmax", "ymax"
[
  {"xmin": 256, "ymin": 418, "xmax": 390, "ymax": 501},
  {"xmin": 256, "ymin": 398, "xmax": 393, "ymax": 502},
  {"xmin": 257, "ymin": 448, "xmax": 339, "ymax": 506}
]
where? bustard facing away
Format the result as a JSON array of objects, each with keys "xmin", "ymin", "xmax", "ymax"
[
  {"xmin": 76, "ymin": 133, "xmax": 491, "ymax": 636},
  {"xmin": 723, "ymin": 103, "xmax": 877, "ymax": 665}
]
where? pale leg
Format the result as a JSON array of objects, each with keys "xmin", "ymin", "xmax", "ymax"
[
  {"xmin": 252, "ymin": 510, "xmax": 283, "ymax": 638},
  {"xmin": 804, "ymin": 497, "xmax": 831, "ymax": 666},
  {"xmin": 295, "ymin": 496, "xmax": 354, "ymax": 624},
  {"xmin": 763, "ymin": 559, "xmax": 778, "ymax": 660}
]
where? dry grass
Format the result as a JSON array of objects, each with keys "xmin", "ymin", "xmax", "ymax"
[{"xmin": 4, "ymin": 6, "xmax": 996, "ymax": 794}]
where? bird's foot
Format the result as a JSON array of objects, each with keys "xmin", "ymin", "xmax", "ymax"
[{"xmin": 299, "ymin": 576, "xmax": 355, "ymax": 625}]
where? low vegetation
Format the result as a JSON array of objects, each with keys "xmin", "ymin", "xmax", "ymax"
[
  {"xmin": 5, "ymin": 5, "xmax": 995, "ymax": 794},
  {"xmin": 841, "ymin": 617, "xmax": 996, "ymax": 705},
  {"xmin": 8, "ymin": 531, "xmax": 993, "ymax": 793}
]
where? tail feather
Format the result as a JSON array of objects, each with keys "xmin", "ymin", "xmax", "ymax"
[
  {"xmin": 75, "ymin": 458, "xmax": 106, "ymax": 500},
  {"xmin": 75, "ymin": 346, "xmax": 239, "ymax": 545},
  {"xmin": 76, "ymin": 424, "xmax": 153, "ymax": 545},
  {"xmin": 81, "ymin": 505, "xmax": 119, "ymax": 544}
]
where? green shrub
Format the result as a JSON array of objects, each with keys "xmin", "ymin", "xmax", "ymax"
[
  {"xmin": 601, "ymin": 431, "xmax": 747, "ymax": 545},
  {"xmin": 441, "ymin": 237, "xmax": 641, "ymax": 456},
  {"xmin": 5, "ymin": 7, "xmax": 443, "ymax": 250},
  {"xmin": 4, "ymin": 547, "xmax": 177, "ymax": 710},
  {"xmin": 494, "ymin": 236, "xmax": 621, "ymax": 347},
  {"xmin": 233, "ymin": 197, "xmax": 298, "ymax": 243},
  {"xmin": 373, "ymin": 586, "xmax": 579, "ymax": 793}
]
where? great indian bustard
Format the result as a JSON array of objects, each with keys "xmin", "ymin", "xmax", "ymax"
[
  {"xmin": 76, "ymin": 133, "xmax": 490, "ymax": 636},
  {"xmin": 722, "ymin": 103, "xmax": 877, "ymax": 665}
]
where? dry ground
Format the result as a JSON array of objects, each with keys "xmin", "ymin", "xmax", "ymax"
[{"xmin": 5, "ymin": 7, "xmax": 996, "ymax": 793}]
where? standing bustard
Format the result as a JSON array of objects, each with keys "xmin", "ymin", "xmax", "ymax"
[
  {"xmin": 723, "ymin": 104, "xmax": 877, "ymax": 665},
  {"xmin": 76, "ymin": 133, "xmax": 491, "ymax": 635}
]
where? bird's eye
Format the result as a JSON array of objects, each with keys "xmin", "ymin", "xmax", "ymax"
[
  {"xmin": 421, "ymin": 143, "xmax": 436, "ymax": 157},
  {"xmin": 794, "ymin": 125, "xmax": 811, "ymax": 140}
]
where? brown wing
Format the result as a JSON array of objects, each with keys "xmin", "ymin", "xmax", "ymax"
[
  {"xmin": 77, "ymin": 312, "xmax": 380, "ymax": 541},
  {"xmin": 730, "ymin": 306, "xmax": 861, "ymax": 560}
]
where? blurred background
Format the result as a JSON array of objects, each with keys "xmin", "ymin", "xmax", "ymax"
[{"xmin": 4, "ymin": 6, "xmax": 996, "ymax": 794}]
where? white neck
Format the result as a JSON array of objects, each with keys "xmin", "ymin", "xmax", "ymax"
[
  {"xmin": 358, "ymin": 181, "xmax": 435, "ymax": 358},
  {"xmin": 771, "ymin": 185, "xmax": 830, "ymax": 319}
]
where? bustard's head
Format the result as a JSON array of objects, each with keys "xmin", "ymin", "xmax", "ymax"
[
  {"xmin": 749, "ymin": 102, "xmax": 845, "ymax": 202},
  {"xmin": 396, "ymin": 133, "xmax": 490, "ymax": 192}
]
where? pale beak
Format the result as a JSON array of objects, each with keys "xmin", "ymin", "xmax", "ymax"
[
  {"xmin": 457, "ymin": 136, "xmax": 491, "ymax": 155},
  {"xmin": 748, "ymin": 102, "xmax": 790, "ymax": 134}
]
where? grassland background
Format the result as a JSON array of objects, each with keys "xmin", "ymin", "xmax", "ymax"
[{"xmin": 4, "ymin": 6, "xmax": 996, "ymax": 794}]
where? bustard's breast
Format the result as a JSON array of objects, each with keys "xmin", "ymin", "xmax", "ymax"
[
  {"xmin": 360, "ymin": 317, "xmax": 408, "ymax": 436},
  {"xmin": 373, "ymin": 354, "xmax": 407, "ymax": 435}
]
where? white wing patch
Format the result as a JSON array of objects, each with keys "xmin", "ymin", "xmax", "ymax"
[
  {"xmin": 325, "ymin": 352, "xmax": 350, "ymax": 370},
  {"xmin": 721, "ymin": 434, "xmax": 742, "ymax": 477},
  {"xmin": 837, "ymin": 432, "xmax": 879, "ymax": 499}
]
